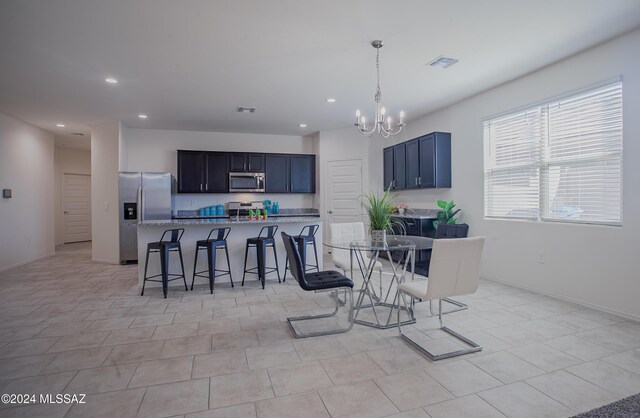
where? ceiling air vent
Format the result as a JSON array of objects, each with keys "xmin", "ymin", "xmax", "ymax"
[
  {"xmin": 236, "ymin": 106, "xmax": 256, "ymax": 113},
  {"xmin": 72, "ymin": 132, "xmax": 85, "ymax": 136},
  {"xmin": 427, "ymin": 56, "xmax": 459, "ymax": 69}
]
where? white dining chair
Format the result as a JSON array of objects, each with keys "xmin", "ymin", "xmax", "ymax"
[
  {"xmin": 329, "ymin": 222, "xmax": 383, "ymax": 298},
  {"xmin": 397, "ymin": 236, "xmax": 485, "ymax": 361}
]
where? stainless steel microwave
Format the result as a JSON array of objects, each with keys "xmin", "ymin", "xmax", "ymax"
[{"xmin": 229, "ymin": 172, "xmax": 265, "ymax": 193}]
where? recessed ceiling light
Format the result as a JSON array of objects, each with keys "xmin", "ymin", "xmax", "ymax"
[
  {"xmin": 138, "ymin": 114, "xmax": 148, "ymax": 119},
  {"xmin": 427, "ymin": 56, "xmax": 459, "ymax": 69},
  {"xmin": 299, "ymin": 123, "xmax": 307, "ymax": 128},
  {"xmin": 105, "ymin": 77, "xmax": 118, "ymax": 84},
  {"xmin": 326, "ymin": 98, "xmax": 336, "ymax": 103},
  {"xmin": 56, "ymin": 123, "xmax": 65, "ymax": 127},
  {"xmin": 236, "ymin": 106, "xmax": 256, "ymax": 113}
]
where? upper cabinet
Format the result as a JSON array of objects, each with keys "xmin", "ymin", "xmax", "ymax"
[
  {"xmin": 229, "ymin": 153, "xmax": 265, "ymax": 172},
  {"xmin": 204, "ymin": 152, "xmax": 229, "ymax": 193},
  {"xmin": 177, "ymin": 150, "xmax": 206, "ymax": 193},
  {"xmin": 177, "ymin": 150, "xmax": 229, "ymax": 193},
  {"xmin": 383, "ymin": 131, "xmax": 451, "ymax": 191},
  {"xmin": 178, "ymin": 150, "xmax": 315, "ymax": 194},
  {"xmin": 265, "ymin": 154, "xmax": 315, "ymax": 193},
  {"xmin": 290, "ymin": 155, "xmax": 315, "ymax": 193},
  {"xmin": 265, "ymin": 154, "xmax": 290, "ymax": 193}
]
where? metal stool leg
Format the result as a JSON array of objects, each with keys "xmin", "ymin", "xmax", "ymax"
[
  {"xmin": 224, "ymin": 245, "xmax": 234, "ymax": 287},
  {"xmin": 191, "ymin": 246, "xmax": 200, "ymax": 290},
  {"xmin": 160, "ymin": 246, "xmax": 169, "ymax": 299},
  {"xmin": 141, "ymin": 248, "xmax": 151, "ymax": 296},
  {"xmin": 311, "ymin": 240, "xmax": 320, "ymax": 272},
  {"xmin": 272, "ymin": 243, "xmax": 281, "ymax": 283},
  {"xmin": 178, "ymin": 246, "xmax": 187, "ymax": 291},
  {"xmin": 241, "ymin": 242, "xmax": 250, "ymax": 286},
  {"xmin": 206, "ymin": 243, "xmax": 216, "ymax": 294}
]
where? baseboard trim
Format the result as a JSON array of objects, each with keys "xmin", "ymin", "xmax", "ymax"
[
  {"xmin": 481, "ymin": 274, "xmax": 640, "ymax": 322},
  {"xmin": 0, "ymin": 252, "xmax": 56, "ymax": 272}
]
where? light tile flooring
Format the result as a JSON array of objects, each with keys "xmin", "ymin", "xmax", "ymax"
[{"xmin": 1, "ymin": 243, "xmax": 640, "ymax": 417}]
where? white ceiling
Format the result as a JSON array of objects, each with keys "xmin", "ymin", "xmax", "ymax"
[{"xmin": 1, "ymin": 0, "xmax": 640, "ymax": 139}]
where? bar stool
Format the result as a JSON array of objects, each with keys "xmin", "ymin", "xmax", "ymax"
[
  {"xmin": 242, "ymin": 225, "xmax": 281, "ymax": 289},
  {"xmin": 141, "ymin": 228, "xmax": 187, "ymax": 299},
  {"xmin": 283, "ymin": 224, "xmax": 320, "ymax": 282},
  {"xmin": 191, "ymin": 227, "xmax": 234, "ymax": 294}
]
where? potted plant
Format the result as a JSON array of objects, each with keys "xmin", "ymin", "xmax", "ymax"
[
  {"xmin": 361, "ymin": 188, "xmax": 404, "ymax": 242},
  {"xmin": 432, "ymin": 199, "xmax": 461, "ymax": 230}
]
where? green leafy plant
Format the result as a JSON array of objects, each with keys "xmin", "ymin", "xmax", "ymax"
[
  {"xmin": 433, "ymin": 199, "xmax": 461, "ymax": 229},
  {"xmin": 361, "ymin": 188, "xmax": 404, "ymax": 233}
]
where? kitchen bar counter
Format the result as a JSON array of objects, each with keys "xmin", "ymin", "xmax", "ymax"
[
  {"xmin": 137, "ymin": 217, "xmax": 323, "ymax": 290},
  {"xmin": 140, "ymin": 216, "xmax": 322, "ymax": 226}
]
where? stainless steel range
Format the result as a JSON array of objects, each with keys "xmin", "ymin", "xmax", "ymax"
[{"xmin": 228, "ymin": 201, "xmax": 264, "ymax": 219}]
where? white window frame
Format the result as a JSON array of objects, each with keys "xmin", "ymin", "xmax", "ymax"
[{"xmin": 483, "ymin": 79, "xmax": 623, "ymax": 226}]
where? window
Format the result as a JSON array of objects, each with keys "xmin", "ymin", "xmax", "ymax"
[{"xmin": 484, "ymin": 82, "xmax": 622, "ymax": 225}]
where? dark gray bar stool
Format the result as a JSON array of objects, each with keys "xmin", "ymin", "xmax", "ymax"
[
  {"xmin": 242, "ymin": 225, "xmax": 280, "ymax": 289},
  {"xmin": 191, "ymin": 227, "xmax": 234, "ymax": 294},
  {"xmin": 141, "ymin": 228, "xmax": 187, "ymax": 298},
  {"xmin": 283, "ymin": 224, "xmax": 320, "ymax": 281}
]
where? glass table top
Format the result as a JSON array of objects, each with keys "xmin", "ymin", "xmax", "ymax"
[{"xmin": 324, "ymin": 235, "xmax": 434, "ymax": 251}]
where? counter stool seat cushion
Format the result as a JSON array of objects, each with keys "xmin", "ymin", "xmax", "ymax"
[{"xmin": 147, "ymin": 241, "xmax": 181, "ymax": 251}]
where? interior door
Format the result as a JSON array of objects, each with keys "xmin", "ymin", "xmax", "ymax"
[
  {"xmin": 325, "ymin": 159, "xmax": 363, "ymax": 248},
  {"xmin": 63, "ymin": 173, "xmax": 91, "ymax": 243}
]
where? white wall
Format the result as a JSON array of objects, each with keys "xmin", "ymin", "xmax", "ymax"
[
  {"xmin": 125, "ymin": 128, "xmax": 316, "ymax": 211},
  {"xmin": 371, "ymin": 29, "xmax": 640, "ymax": 319},
  {"xmin": 0, "ymin": 112, "xmax": 55, "ymax": 271},
  {"xmin": 91, "ymin": 121, "xmax": 121, "ymax": 264},
  {"xmin": 54, "ymin": 146, "xmax": 91, "ymax": 245}
]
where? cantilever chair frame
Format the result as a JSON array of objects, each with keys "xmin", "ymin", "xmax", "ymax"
[
  {"xmin": 396, "ymin": 236, "xmax": 484, "ymax": 361},
  {"xmin": 429, "ymin": 223, "xmax": 471, "ymax": 316},
  {"xmin": 282, "ymin": 232, "xmax": 354, "ymax": 339}
]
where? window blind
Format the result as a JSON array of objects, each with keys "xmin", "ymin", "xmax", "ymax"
[
  {"xmin": 484, "ymin": 81, "xmax": 622, "ymax": 225},
  {"xmin": 484, "ymin": 108, "xmax": 544, "ymax": 219}
]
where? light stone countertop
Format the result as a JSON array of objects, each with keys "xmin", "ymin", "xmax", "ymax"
[{"xmin": 139, "ymin": 216, "xmax": 322, "ymax": 226}]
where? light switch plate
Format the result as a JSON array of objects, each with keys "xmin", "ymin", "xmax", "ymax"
[{"xmin": 2, "ymin": 189, "xmax": 11, "ymax": 198}]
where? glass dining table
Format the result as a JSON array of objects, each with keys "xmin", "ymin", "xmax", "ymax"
[{"xmin": 324, "ymin": 235, "xmax": 434, "ymax": 329}]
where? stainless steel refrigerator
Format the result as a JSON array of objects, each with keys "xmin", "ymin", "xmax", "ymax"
[{"xmin": 119, "ymin": 172, "xmax": 173, "ymax": 263}]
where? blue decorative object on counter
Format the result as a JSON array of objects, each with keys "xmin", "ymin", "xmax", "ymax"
[
  {"xmin": 200, "ymin": 208, "xmax": 206, "ymax": 216},
  {"xmin": 205, "ymin": 207, "xmax": 212, "ymax": 216},
  {"xmin": 273, "ymin": 202, "xmax": 279, "ymax": 214},
  {"xmin": 215, "ymin": 204, "xmax": 224, "ymax": 215}
]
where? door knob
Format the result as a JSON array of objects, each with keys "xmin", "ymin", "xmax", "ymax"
[{"xmin": 64, "ymin": 211, "xmax": 69, "ymax": 214}]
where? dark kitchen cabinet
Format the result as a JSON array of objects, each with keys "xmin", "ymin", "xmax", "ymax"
[
  {"xmin": 393, "ymin": 143, "xmax": 406, "ymax": 190},
  {"xmin": 383, "ymin": 147, "xmax": 394, "ymax": 190},
  {"xmin": 290, "ymin": 155, "xmax": 315, "ymax": 193},
  {"xmin": 419, "ymin": 132, "xmax": 451, "ymax": 188},
  {"xmin": 177, "ymin": 150, "xmax": 205, "ymax": 193},
  {"xmin": 382, "ymin": 131, "xmax": 451, "ymax": 192},
  {"xmin": 229, "ymin": 153, "xmax": 265, "ymax": 172},
  {"xmin": 405, "ymin": 139, "xmax": 420, "ymax": 189},
  {"xmin": 204, "ymin": 152, "xmax": 229, "ymax": 193},
  {"xmin": 178, "ymin": 150, "xmax": 315, "ymax": 194},
  {"xmin": 265, "ymin": 154, "xmax": 290, "ymax": 193}
]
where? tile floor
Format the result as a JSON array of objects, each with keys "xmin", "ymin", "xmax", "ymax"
[{"xmin": 1, "ymin": 242, "xmax": 640, "ymax": 417}]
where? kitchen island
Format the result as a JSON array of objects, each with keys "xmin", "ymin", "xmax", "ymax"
[{"xmin": 137, "ymin": 217, "xmax": 323, "ymax": 290}]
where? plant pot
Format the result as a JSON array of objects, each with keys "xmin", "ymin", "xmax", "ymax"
[{"xmin": 371, "ymin": 229, "xmax": 387, "ymax": 243}]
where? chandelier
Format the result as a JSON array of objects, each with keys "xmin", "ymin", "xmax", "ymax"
[{"xmin": 355, "ymin": 40, "xmax": 405, "ymax": 138}]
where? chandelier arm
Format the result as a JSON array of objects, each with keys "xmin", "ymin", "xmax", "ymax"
[{"xmin": 356, "ymin": 123, "xmax": 378, "ymax": 137}]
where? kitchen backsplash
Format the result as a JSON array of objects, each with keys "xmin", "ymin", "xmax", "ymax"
[{"xmin": 176, "ymin": 208, "xmax": 319, "ymax": 218}]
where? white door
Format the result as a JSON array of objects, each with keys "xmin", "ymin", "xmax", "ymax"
[
  {"xmin": 63, "ymin": 173, "xmax": 91, "ymax": 243},
  {"xmin": 325, "ymin": 160, "xmax": 363, "ymax": 245}
]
